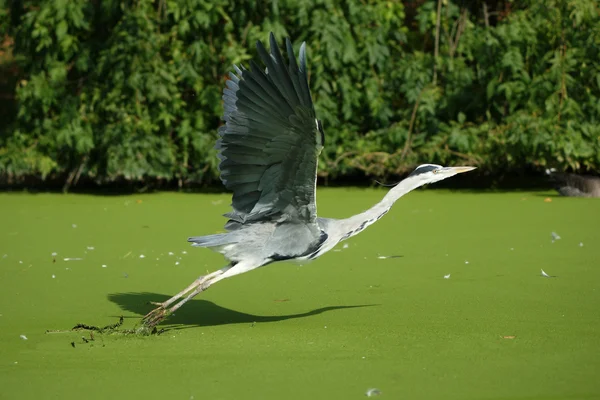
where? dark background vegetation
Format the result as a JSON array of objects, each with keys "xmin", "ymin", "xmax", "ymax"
[{"xmin": 0, "ymin": 0, "xmax": 598, "ymax": 191}]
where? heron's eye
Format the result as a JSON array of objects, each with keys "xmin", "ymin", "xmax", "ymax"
[{"xmin": 432, "ymin": 169, "xmax": 439, "ymax": 174}]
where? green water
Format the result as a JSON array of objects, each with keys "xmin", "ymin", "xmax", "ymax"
[{"xmin": 0, "ymin": 189, "xmax": 598, "ymax": 399}]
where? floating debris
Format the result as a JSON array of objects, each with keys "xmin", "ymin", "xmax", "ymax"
[
  {"xmin": 168, "ymin": 252, "xmax": 174, "ymax": 256},
  {"xmin": 52, "ymin": 275, "xmax": 56, "ymax": 279},
  {"xmin": 377, "ymin": 256, "xmax": 387, "ymax": 260},
  {"xmin": 63, "ymin": 258, "xmax": 83, "ymax": 261},
  {"xmin": 2, "ymin": 254, "xmax": 7, "ymax": 259},
  {"xmin": 86, "ymin": 246, "xmax": 95, "ymax": 250},
  {"xmin": 342, "ymin": 243, "xmax": 349, "ymax": 249},
  {"xmin": 510, "ymin": 248, "xmax": 514, "ymax": 251},
  {"xmin": 19, "ymin": 335, "xmax": 27, "ymax": 340},
  {"xmin": 579, "ymin": 242, "xmax": 584, "ymax": 247},
  {"xmin": 19, "ymin": 261, "xmax": 23, "ymax": 264},
  {"xmin": 502, "ymin": 335, "xmax": 516, "ymax": 339},
  {"xmin": 139, "ymin": 254, "xmax": 145, "ymax": 259},
  {"xmin": 123, "ymin": 273, "xmax": 129, "ymax": 278},
  {"xmin": 541, "ymin": 269, "xmax": 551, "ymax": 278},
  {"xmin": 101, "ymin": 265, "xmax": 107, "ymax": 268},
  {"xmin": 175, "ymin": 261, "xmax": 180, "ymax": 266},
  {"xmin": 72, "ymin": 224, "xmax": 77, "ymax": 228},
  {"xmin": 551, "ymin": 232, "xmax": 561, "ymax": 241},
  {"xmin": 182, "ymin": 251, "xmax": 187, "ymax": 255},
  {"xmin": 465, "ymin": 260, "xmax": 469, "ymax": 264},
  {"xmin": 444, "ymin": 274, "xmax": 451, "ymax": 279},
  {"xmin": 51, "ymin": 252, "xmax": 57, "ymax": 256},
  {"xmin": 365, "ymin": 388, "xmax": 382, "ymax": 397},
  {"xmin": 544, "ymin": 198, "xmax": 552, "ymax": 203}
]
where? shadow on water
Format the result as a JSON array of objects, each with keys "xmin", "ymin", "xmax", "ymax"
[{"xmin": 108, "ymin": 292, "xmax": 376, "ymax": 329}]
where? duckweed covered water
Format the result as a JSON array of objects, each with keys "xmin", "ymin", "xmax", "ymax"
[{"xmin": 0, "ymin": 189, "xmax": 598, "ymax": 399}]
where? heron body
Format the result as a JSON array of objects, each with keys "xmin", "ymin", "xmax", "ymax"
[{"xmin": 143, "ymin": 33, "xmax": 475, "ymax": 327}]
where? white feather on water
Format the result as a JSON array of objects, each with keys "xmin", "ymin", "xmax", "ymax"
[
  {"xmin": 541, "ymin": 269, "xmax": 551, "ymax": 278},
  {"xmin": 365, "ymin": 388, "xmax": 382, "ymax": 397}
]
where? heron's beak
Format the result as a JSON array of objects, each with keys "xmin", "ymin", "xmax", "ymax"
[{"xmin": 443, "ymin": 166, "xmax": 477, "ymax": 174}]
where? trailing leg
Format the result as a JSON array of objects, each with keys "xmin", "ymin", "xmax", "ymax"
[
  {"xmin": 163, "ymin": 259, "xmax": 263, "ymax": 315},
  {"xmin": 141, "ymin": 264, "xmax": 232, "ymax": 327}
]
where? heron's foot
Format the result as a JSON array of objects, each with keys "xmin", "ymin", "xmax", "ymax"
[{"xmin": 142, "ymin": 304, "xmax": 172, "ymax": 328}]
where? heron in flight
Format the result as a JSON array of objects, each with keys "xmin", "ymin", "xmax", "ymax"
[{"xmin": 143, "ymin": 33, "xmax": 475, "ymax": 327}]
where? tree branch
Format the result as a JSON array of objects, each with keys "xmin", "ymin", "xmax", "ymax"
[
  {"xmin": 400, "ymin": 88, "xmax": 424, "ymax": 161},
  {"xmin": 433, "ymin": 0, "xmax": 442, "ymax": 86},
  {"xmin": 483, "ymin": 2, "xmax": 490, "ymax": 28},
  {"xmin": 449, "ymin": 8, "xmax": 468, "ymax": 58}
]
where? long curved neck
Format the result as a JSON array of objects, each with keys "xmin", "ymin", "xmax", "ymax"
[{"xmin": 337, "ymin": 176, "xmax": 423, "ymax": 240}]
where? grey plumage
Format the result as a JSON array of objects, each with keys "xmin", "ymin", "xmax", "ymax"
[
  {"xmin": 142, "ymin": 33, "xmax": 476, "ymax": 328},
  {"xmin": 188, "ymin": 32, "xmax": 327, "ymax": 266},
  {"xmin": 217, "ymin": 33, "xmax": 321, "ymax": 225}
]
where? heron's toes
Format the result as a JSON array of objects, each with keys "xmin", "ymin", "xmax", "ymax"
[{"xmin": 142, "ymin": 305, "xmax": 169, "ymax": 327}]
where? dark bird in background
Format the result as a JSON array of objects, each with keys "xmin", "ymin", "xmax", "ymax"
[{"xmin": 546, "ymin": 168, "xmax": 600, "ymax": 198}]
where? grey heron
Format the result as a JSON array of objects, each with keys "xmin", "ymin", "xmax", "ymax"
[{"xmin": 143, "ymin": 33, "xmax": 476, "ymax": 327}]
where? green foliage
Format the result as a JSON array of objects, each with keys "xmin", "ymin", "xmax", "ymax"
[{"xmin": 1, "ymin": 0, "xmax": 599, "ymax": 188}]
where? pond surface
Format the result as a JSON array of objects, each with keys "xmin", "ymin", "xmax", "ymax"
[{"xmin": 0, "ymin": 189, "xmax": 598, "ymax": 399}]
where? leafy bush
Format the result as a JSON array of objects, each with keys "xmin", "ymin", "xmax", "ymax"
[{"xmin": 1, "ymin": 0, "xmax": 599, "ymax": 189}]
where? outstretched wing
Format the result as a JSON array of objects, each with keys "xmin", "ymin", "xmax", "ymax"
[{"xmin": 217, "ymin": 33, "xmax": 325, "ymax": 225}]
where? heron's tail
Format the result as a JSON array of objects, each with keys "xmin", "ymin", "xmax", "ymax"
[{"xmin": 187, "ymin": 233, "xmax": 237, "ymax": 248}]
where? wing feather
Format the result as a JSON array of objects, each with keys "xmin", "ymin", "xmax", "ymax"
[{"xmin": 217, "ymin": 33, "xmax": 323, "ymax": 225}]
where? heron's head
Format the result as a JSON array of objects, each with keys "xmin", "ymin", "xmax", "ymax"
[{"xmin": 407, "ymin": 164, "xmax": 476, "ymax": 186}]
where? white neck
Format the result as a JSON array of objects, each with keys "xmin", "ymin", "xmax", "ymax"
[{"xmin": 336, "ymin": 175, "xmax": 424, "ymax": 241}]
